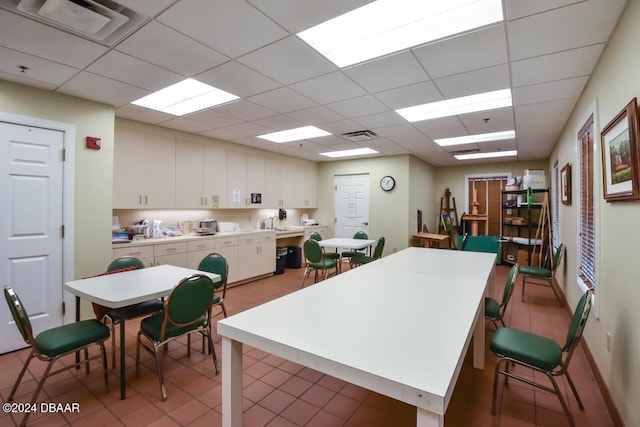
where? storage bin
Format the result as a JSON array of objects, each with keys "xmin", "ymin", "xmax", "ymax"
[
  {"xmin": 285, "ymin": 246, "xmax": 302, "ymax": 268},
  {"xmin": 275, "ymin": 247, "xmax": 287, "ymax": 274}
]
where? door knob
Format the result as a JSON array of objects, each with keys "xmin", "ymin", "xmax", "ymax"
[{"xmin": 362, "ymin": 221, "xmax": 369, "ymax": 225}]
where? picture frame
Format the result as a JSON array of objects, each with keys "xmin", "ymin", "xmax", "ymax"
[
  {"xmin": 600, "ymin": 98, "xmax": 640, "ymax": 201},
  {"xmin": 561, "ymin": 163, "xmax": 571, "ymax": 205}
]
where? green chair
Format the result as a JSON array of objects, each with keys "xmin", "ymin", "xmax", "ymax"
[
  {"xmin": 340, "ymin": 231, "xmax": 369, "ymax": 260},
  {"xmin": 4, "ymin": 286, "xmax": 110, "ymax": 427},
  {"xmin": 135, "ymin": 274, "xmax": 219, "ymax": 401},
  {"xmin": 310, "ymin": 231, "xmax": 342, "ymax": 273},
  {"xmin": 520, "ymin": 243, "xmax": 564, "ymax": 306},
  {"xmin": 301, "ymin": 239, "xmax": 339, "ymax": 288},
  {"xmin": 459, "ymin": 233, "xmax": 470, "ymax": 251},
  {"xmin": 490, "ymin": 289, "xmax": 593, "ymax": 427},
  {"xmin": 350, "ymin": 237, "xmax": 385, "ymax": 268},
  {"xmin": 197, "ymin": 253, "xmax": 229, "ymax": 353},
  {"xmin": 485, "ymin": 264, "xmax": 519, "ymax": 328},
  {"xmin": 96, "ymin": 256, "xmax": 164, "ymax": 368}
]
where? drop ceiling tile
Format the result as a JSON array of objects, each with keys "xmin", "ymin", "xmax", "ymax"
[
  {"xmin": 510, "ymin": 44, "xmax": 604, "ymax": 87},
  {"xmin": 433, "ymin": 64, "xmax": 510, "ymax": 98},
  {"xmin": 313, "ymin": 119, "xmax": 362, "ymax": 135},
  {"xmin": 0, "ymin": 47, "xmax": 79, "ymax": 86},
  {"xmin": 195, "ymin": 61, "xmax": 281, "ymax": 98},
  {"xmin": 157, "ymin": 0, "xmax": 288, "ymax": 58},
  {"xmin": 507, "ymin": 0, "xmax": 626, "ymax": 61},
  {"xmin": 343, "ymin": 51, "xmax": 429, "ymax": 93},
  {"xmin": 248, "ymin": 0, "xmax": 373, "ymax": 33},
  {"xmin": 365, "ymin": 138, "xmax": 408, "ymax": 156},
  {"xmin": 326, "ymin": 95, "xmax": 388, "ymax": 118},
  {"xmin": 411, "ymin": 116, "xmax": 467, "ymax": 140},
  {"xmin": 374, "ymin": 81, "xmax": 442, "ymax": 109},
  {"xmin": 116, "ymin": 104, "xmax": 175, "ymax": 124},
  {"xmin": 505, "ymin": 0, "xmax": 580, "ymax": 20},
  {"xmin": 458, "ymin": 107, "xmax": 515, "ymax": 134},
  {"xmin": 57, "ymin": 72, "xmax": 148, "ymax": 107},
  {"xmin": 201, "ymin": 127, "xmax": 248, "ymax": 141},
  {"xmin": 286, "ymin": 106, "xmax": 345, "ymax": 125},
  {"xmin": 86, "ymin": 50, "xmax": 182, "ymax": 91},
  {"xmin": 375, "ymin": 123, "xmax": 425, "ymax": 138},
  {"xmin": 413, "ymin": 24, "xmax": 508, "ymax": 79},
  {"xmin": 513, "ymin": 76, "xmax": 588, "ymax": 106},
  {"xmin": 216, "ymin": 99, "xmax": 278, "ymax": 121},
  {"xmin": 290, "ymin": 71, "xmax": 366, "ymax": 104},
  {"xmin": 116, "ymin": 21, "xmax": 228, "ymax": 77},
  {"xmin": 225, "ymin": 122, "xmax": 275, "ymax": 137},
  {"xmin": 0, "ymin": 11, "xmax": 107, "ymax": 68},
  {"xmin": 353, "ymin": 111, "xmax": 406, "ymax": 130},
  {"xmin": 184, "ymin": 108, "xmax": 245, "ymax": 128},
  {"xmin": 159, "ymin": 117, "xmax": 214, "ymax": 133},
  {"xmin": 254, "ymin": 115, "xmax": 305, "ymax": 131},
  {"xmin": 0, "ymin": 70, "xmax": 58, "ymax": 91},
  {"xmin": 247, "ymin": 87, "xmax": 317, "ymax": 114},
  {"xmin": 114, "ymin": 0, "xmax": 178, "ymax": 17},
  {"xmin": 238, "ymin": 36, "xmax": 336, "ymax": 85}
]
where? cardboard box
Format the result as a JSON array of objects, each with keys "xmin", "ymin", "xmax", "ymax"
[{"xmin": 517, "ymin": 249, "xmax": 540, "ymax": 266}]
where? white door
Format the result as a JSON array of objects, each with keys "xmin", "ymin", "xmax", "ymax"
[
  {"xmin": 334, "ymin": 174, "xmax": 370, "ymax": 239},
  {"xmin": 0, "ymin": 122, "xmax": 64, "ymax": 354}
]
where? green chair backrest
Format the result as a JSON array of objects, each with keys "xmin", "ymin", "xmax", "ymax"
[
  {"xmin": 502, "ymin": 264, "xmax": 519, "ymax": 307},
  {"xmin": 166, "ymin": 275, "xmax": 214, "ymax": 327},
  {"xmin": 198, "ymin": 253, "xmax": 228, "ymax": 290},
  {"xmin": 4, "ymin": 287, "xmax": 34, "ymax": 346},
  {"xmin": 303, "ymin": 239, "xmax": 323, "ymax": 263},
  {"xmin": 372, "ymin": 237, "xmax": 385, "ymax": 260},
  {"xmin": 552, "ymin": 244, "xmax": 565, "ymax": 272},
  {"xmin": 108, "ymin": 256, "xmax": 145, "ymax": 271},
  {"xmin": 564, "ymin": 289, "xmax": 593, "ymax": 351},
  {"xmin": 353, "ymin": 231, "xmax": 368, "ymax": 239},
  {"xmin": 309, "ymin": 232, "xmax": 322, "ymax": 241}
]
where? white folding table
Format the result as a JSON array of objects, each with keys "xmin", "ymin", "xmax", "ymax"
[
  {"xmin": 64, "ymin": 264, "xmax": 220, "ymax": 399},
  {"xmin": 218, "ymin": 247, "xmax": 496, "ymax": 427}
]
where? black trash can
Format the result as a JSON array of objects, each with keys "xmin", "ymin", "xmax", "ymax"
[
  {"xmin": 275, "ymin": 247, "xmax": 287, "ymax": 274},
  {"xmin": 285, "ymin": 246, "xmax": 302, "ymax": 269}
]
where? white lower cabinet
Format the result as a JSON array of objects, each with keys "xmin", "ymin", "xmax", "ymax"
[
  {"xmin": 186, "ymin": 239, "xmax": 217, "ymax": 269},
  {"xmin": 112, "ymin": 244, "xmax": 154, "ymax": 267},
  {"xmin": 237, "ymin": 233, "xmax": 276, "ymax": 282},
  {"xmin": 214, "ymin": 236, "xmax": 239, "ymax": 283}
]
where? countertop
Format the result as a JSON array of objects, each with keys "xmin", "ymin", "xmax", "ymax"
[{"xmin": 112, "ymin": 225, "xmax": 327, "ymax": 248}]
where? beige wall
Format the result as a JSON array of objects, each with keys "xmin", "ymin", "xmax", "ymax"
[
  {"xmin": 549, "ymin": 1, "xmax": 640, "ymax": 424},
  {"xmin": 0, "ymin": 81, "xmax": 115, "ymax": 281},
  {"xmin": 316, "ymin": 154, "xmax": 435, "ymax": 256}
]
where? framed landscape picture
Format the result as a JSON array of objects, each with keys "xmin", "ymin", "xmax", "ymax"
[
  {"xmin": 600, "ymin": 98, "xmax": 640, "ymax": 201},
  {"xmin": 561, "ymin": 163, "xmax": 571, "ymax": 205}
]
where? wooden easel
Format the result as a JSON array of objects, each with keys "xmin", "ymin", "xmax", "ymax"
[
  {"xmin": 439, "ymin": 188, "xmax": 459, "ymax": 247},
  {"xmin": 531, "ymin": 192, "xmax": 553, "ymax": 267}
]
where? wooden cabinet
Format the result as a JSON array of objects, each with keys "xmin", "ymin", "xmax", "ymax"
[
  {"xmin": 237, "ymin": 232, "xmax": 276, "ymax": 282},
  {"xmin": 294, "ymin": 162, "xmax": 318, "ymax": 208},
  {"xmin": 175, "ymin": 140, "xmax": 227, "ymax": 208},
  {"xmin": 113, "ymin": 126, "xmax": 175, "ymax": 208}
]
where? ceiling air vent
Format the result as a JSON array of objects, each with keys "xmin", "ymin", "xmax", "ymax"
[
  {"xmin": 450, "ymin": 148, "xmax": 479, "ymax": 156},
  {"xmin": 9, "ymin": 0, "xmax": 147, "ymax": 45},
  {"xmin": 341, "ymin": 130, "xmax": 378, "ymax": 142}
]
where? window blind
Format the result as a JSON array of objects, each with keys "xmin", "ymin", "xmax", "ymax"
[
  {"xmin": 578, "ymin": 118, "xmax": 596, "ymax": 287},
  {"xmin": 552, "ymin": 162, "xmax": 560, "ymax": 249}
]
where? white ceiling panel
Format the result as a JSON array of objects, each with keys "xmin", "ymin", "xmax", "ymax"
[
  {"xmin": 115, "ymin": 22, "xmax": 228, "ymax": 76},
  {"xmin": 343, "ymin": 51, "xmax": 429, "ymax": 93},
  {"xmin": 507, "ymin": 0, "xmax": 626, "ymax": 61},
  {"xmin": 290, "ymin": 71, "xmax": 366, "ymax": 104},
  {"xmin": 0, "ymin": 11, "xmax": 107, "ymax": 68},
  {"xmin": 0, "ymin": 0, "xmax": 627, "ymax": 165},
  {"xmin": 247, "ymin": 87, "xmax": 317, "ymax": 113},
  {"xmin": 238, "ymin": 36, "xmax": 336, "ymax": 85},
  {"xmin": 157, "ymin": 0, "xmax": 288, "ymax": 57},
  {"xmin": 86, "ymin": 51, "xmax": 182, "ymax": 91},
  {"xmin": 413, "ymin": 25, "xmax": 508, "ymax": 79},
  {"xmin": 195, "ymin": 61, "xmax": 281, "ymax": 98},
  {"xmin": 510, "ymin": 44, "xmax": 604, "ymax": 87},
  {"xmin": 57, "ymin": 72, "xmax": 148, "ymax": 107},
  {"xmin": 433, "ymin": 64, "xmax": 510, "ymax": 99}
]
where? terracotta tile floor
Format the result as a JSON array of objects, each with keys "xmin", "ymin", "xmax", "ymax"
[{"xmin": 1, "ymin": 262, "xmax": 614, "ymax": 426}]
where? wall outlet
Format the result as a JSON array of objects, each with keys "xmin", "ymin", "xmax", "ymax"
[{"xmin": 606, "ymin": 332, "xmax": 611, "ymax": 351}]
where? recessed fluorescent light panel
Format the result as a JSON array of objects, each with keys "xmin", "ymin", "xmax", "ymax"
[
  {"xmin": 435, "ymin": 130, "xmax": 516, "ymax": 147},
  {"xmin": 396, "ymin": 89, "xmax": 512, "ymax": 122},
  {"xmin": 454, "ymin": 150, "xmax": 517, "ymax": 160},
  {"xmin": 258, "ymin": 126, "xmax": 331, "ymax": 143},
  {"xmin": 132, "ymin": 79, "xmax": 239, "ymax": 116},
  {"xmin": 298, "ymin": 0, "xmax": 503, "ymax": 67},
  {"xmin": 320, "ymin": 148, "xmax": 379, "ymax": 158}
]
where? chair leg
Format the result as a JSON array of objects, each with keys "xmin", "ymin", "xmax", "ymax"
[
  {"xmin": 84, "ymin": 348, "xmax": 90, "ymax": 374},
  {"xmin": 564, "ymin": 369, "xmax": 585, "ymax": 410},
  {"xmin": 301, "ymin": 267, "xmax": 311, "ymax": 288},
  {"xmin": 491, "ymin": 358, "xmax": 503, "ymax": 414},
  {"xmin": 100, "ymin": 342, "xmax": 109, "ymax": 393},
  {"xmin": 547, "ymin": 373, "xmax": 575, "ymax": 427},
  {"xmin": 152, "ymin": 342, "xmax": 167, "ymax": 401},
  {"xmin": 135, "ymin": 331, "xmax": 142, "ymax": 377},
  {"xmin": 20, "ymin": 359, "xmax": 56, "ymax": 427},
  {"xmin": 521, "ymin": 275, "xmax": 527, "ymax": 302},
  {"xmin": 205, "ymin": 329, "xmax": 219, "ymax": 375},
  {"xmin": 7, "ymin": 349, "xmax": 35, "ymax": 401}
]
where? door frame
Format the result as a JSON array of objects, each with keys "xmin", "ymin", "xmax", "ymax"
[
  {"xmin": 1, "ymin": 112, "xmax": 75, "ymax": 325},
  {"xmin": 464, "ymin": 172, "xmax": 512, "ymax": 212}
]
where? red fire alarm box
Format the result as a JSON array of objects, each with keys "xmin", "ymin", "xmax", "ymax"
[{"xmin": 86, "ymin": 136, "xmax": 101, "ymax": 150}]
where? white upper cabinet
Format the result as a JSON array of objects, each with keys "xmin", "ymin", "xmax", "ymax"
[
  {"xmin": 113, "ymin": 125, "xmax": 175, "ymax": 209},
  {"xmin": 175, "ymin": 140, "xmax": 227, "ymax": 208},
  {"xmin": 227, "ymin": 149, "xmax": 265, "ymax": 208},
  {"xmin": 294, "ymin": 161, "xmax": 318, "ymax": 208},
  {"xmin": 264, "ymin": 155, "xmax": 295, "ymax": 208}
]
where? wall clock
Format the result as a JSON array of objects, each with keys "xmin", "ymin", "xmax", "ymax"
[{"xmin": 380, "ymin": 175, "xmax": 396, "ymax": 192}]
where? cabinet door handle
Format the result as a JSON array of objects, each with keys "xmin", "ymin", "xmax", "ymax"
[
  {"xmin": 144, "ymin": 195, "xmax": 148, "ymax": 205},
  {"xmin": 130, "ymin": 251, "xmax": 141, "ymax": 256},
  {"xmin": 166, "ymin": 247, "xmax": 177, "ymax": 252},
  {"xmin": 139, "ymin": 195, "xmax": 142, "ymax": 205}
]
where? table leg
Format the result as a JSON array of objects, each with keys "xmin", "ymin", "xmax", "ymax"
[
  {"xmin": 75, "ymin": 296, "xmax": 80, "ymax": 367},
  {"xmin": 472, "ymin": 298, "xmax": 485, "ymax": 370},
  {"xmin": 417, "ymin": 407, "xmax": 443, "ymax": 426},
  {"xmin": 120, "ymin": 319, "xmax": 126, "ymax": 399},
  {"xmin": 222, "ymin": 337, "xmax": 243, "ymax": 427}
]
